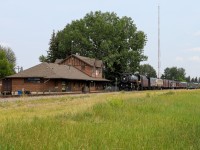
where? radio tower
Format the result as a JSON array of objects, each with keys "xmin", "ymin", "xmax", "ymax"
[{"xmin": 158, "ymin": 4, "xmax": 161, "ymax": 78}]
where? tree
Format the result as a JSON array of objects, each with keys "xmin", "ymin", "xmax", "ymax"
[
  {"xmin": 46, "ymin": 30, "xmax": 59, "ymax": 62},
  {"xmin": 39, "ymin": 55, "xmax": 47, "ymax": 62},
  {"xmin": 0, "ymin": 50, "xmax": 14, "ymax": 78},
  {"xmin": 139, "ymin": 64, "xmax": 157, "ymax": 77},
  {"xmin": 42, "ymin": 11, "xmax": 147, "ymax": 80},
  {"xmin": 0, "ymin": 45, "xmax": 16, "ymax": 72},
  {"xmin": 162, "ymin": 67, "xmax": 186, "ymax": 81},
  {"xmin": 185, "ymin": 76, "xmax": 191, "ymax": 82}
]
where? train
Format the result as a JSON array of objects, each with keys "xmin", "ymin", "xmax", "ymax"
[
  {"xmin": 119, "ymin": 73, "xmax": 200, "ymax": 91},
  {"xmin": 1, "ymin": 73, "xmax": 199, "ymax": 96}
]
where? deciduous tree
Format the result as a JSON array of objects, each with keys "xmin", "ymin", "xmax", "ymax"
[
  {"xmin": 0, "ymin": 45, "xmax": 16, "ymax": 72},
  {"xmin": 139, "ymin": 64, "xmax": 157, "ymax": 77},
  {"xmin": 0, "ymin": 50, "xmax": 14, "ymax": 78},
  {"xmin": 42, "ymin": 11, "xmax": 147, "ymax": 80},
  {"xmin": 162, "ymin": 67, "xmax": 186, "ymax": 81}
]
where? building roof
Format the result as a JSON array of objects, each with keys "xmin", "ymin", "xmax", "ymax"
[
  {"xmin": 54, "ymin": 59, "xmax": 63, "ymax": 64},
  {"xmin": 73, "ymin": 55, "xmax": 103, "ymax": 68},
  {"xmin": 60, "ymin": 54, "xmax": 103, "ymax": 68},
  {"xmin": 7, "ymin": 62, "xmax": 109, "ymax": 81}
]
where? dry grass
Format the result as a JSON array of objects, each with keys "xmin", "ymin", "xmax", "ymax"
[
  {"xmin": 0, "ymin": 90, "xmax": 191, "ymax": 122},
  {"xmin": 0, "ymin": 92, "xmax": 137, "ymax": 121},
  {"xmin": 1, "ymin": 90, "xmax": 200, "ymax": 149}
]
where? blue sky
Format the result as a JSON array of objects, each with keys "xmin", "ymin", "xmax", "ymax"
[{"xmin": 1, "ymin": 0, "xmax": 200, "ymax": 78}]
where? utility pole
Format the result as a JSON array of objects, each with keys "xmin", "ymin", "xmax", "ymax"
[
  {"xmin": 15, "ymin": 66, "xmax": 23, "ymax": 73},
  {"xmin": 158, "ymin": 4, "xmax": 161, "ymax": 79}
]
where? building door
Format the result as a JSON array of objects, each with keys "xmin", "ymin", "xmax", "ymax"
[
  {"xmin": 2, "ymin": 79, "xmax": 12, "ymax": 94},
  {"xmin": 86, "ymin": 81, "xmax": 90, "ymax": 92},
  {"xmin": 65, "ymin": 81, "xmax": 71, "ymax": 92}
]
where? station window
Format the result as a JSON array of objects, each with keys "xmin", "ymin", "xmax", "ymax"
[
  {"xmin": 24, "ymin": 78, "xmax": 40, "ymax": 83},
  {"xmin": 90, "ymin": 81, "xmax": 95, "ymax": 87}
]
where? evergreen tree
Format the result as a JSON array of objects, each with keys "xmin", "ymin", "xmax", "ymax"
[
  {"xmin": 39, "ymin": 55, "xmax": 47, "ymax": 62},
  {"xmin": 46, "ymin": 30, "xmax": 59, "ymax": 62},
  {"xmin": 185, "ymin": 76, "xmax": 191, "ymax": 82}
]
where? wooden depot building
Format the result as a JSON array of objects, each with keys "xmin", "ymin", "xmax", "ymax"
[{"xmin": 1, "ymin": 54, "xmax": 109, "ymax": 95}]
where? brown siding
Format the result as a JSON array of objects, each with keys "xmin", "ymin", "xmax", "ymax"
[
  {"xmin": 84, "ymin": 65, "xmax": 92, "ymax": 77},
  {"xmin": 42, "ymin": 79, "xmax": 62, "ymax": 92},
  {"xmin": 60, "ymin": 56, "xmax": 93, "ymax": 77},
  {"xmin": 12, "ymin": 78, "xmax": 42, "ymax": 92},
  {"xmin": 70, "ymin": 81, "xmax": 83, "ymax": 91},
  {"xmin": 11, "ymin": 78, "xmax": 63, "ymax": 93},
  {"xmin": 91, "ymin": 67, "xmax": 103, "ymax": 78},
  {"xmin": 95, "ymin": 82, "xmax": 104, "ymax": 91},
  {"xmin": 60, "ymin": 56, "xmax": 103, "ymax": 78},
  {"xmin": 89, "ymin": 81, "xmax": 104, "ymax": 91},
  {"xmin": 7, "ymin": 78, "xmax": 105, "ymax": 94},
  {"xmin": 88, "ymin": 81, "xmax": 94, "ymax": 91}
]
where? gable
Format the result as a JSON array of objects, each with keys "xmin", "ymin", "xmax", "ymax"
[
  {"xmin": 73, "ymin": 55, "xmax": 102, "ymax": 68},
  {"xmin": 59, "ymin": 54, "xmax": 102, "ymax": 68},
  {"xmin": 60, "ymin": 55, "xmax": 86, "ymax": 66}
]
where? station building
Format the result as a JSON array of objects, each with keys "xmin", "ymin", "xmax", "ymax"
[{"xmin": 2, "ymin": 54, "xmax": 109, "ymax": 94}]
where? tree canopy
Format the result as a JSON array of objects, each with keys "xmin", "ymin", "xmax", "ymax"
[
  {"xmin": 139, "ymin": 64, "xmax": 157, "ymax": 78},
  {"xmin": 42, "ymin": 11, "xmax": 147, "ymax": 80},
  {"xmin": 0, "ymin": 50, "xmax": 14, "ymax": 79},
  {"xmin": 0, "ymin": 45, "xmax": 16, "ymax": 67},
  {"xmin": 0, "ymin": 45, "xmax": 16, "ymax": 78},
  {"xmin": 39, "ymin": 55, "xmax": 47, "ymax": 62},
  {"xmin": 161, "ymin": 67, "xmax": 186, "ymax": 81},
  {"xmin": 185, "ymin": 76, "xmax": 191, "ymax": 82}
]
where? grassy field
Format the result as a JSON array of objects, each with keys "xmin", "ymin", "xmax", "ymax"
[{"xmin": 0, "ymin": 90, "xmax": 200, "ymax": 149}]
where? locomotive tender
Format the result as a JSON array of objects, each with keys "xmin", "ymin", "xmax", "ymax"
[{"xmin": 119, "ymin": 73, "xmax": 199, "ymax": 91}]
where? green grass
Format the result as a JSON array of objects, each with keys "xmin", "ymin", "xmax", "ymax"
[{"xmin": 0, "ymin": 90, "xmax": 200, "ymax": 149}]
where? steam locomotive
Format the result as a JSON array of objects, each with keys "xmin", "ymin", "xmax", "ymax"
[{"xmin": 119, "ymin": 73, "xmax": 199, "ymax": 91}]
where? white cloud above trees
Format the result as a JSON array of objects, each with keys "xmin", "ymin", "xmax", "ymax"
[{"xmin": 188, "ymin": 56, "xmax": 200, "ymax": 62}]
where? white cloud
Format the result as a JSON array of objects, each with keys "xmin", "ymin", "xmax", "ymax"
[
  {"xmin": 188, "ymin": 56, "xmax": 200, "ymax": 62},
  {"xmin": 0, "ymin": 42, "xmax": 11, "ymax": 47},
  {"xmin": 175, "ymin": 56, "xmax": 184, "ymax": 62},
  {"xmin": 194, "ymin": 31, "xmax": 200, "ymax": 37},
  {"xmin": 187, "ymin": 47, "xmax": 200, "ymax": 52}
]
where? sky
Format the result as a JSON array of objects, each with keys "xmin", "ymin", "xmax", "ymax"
[{"xmin": 1, "ymin": 0, "xmax": 200, "ymax": 78}]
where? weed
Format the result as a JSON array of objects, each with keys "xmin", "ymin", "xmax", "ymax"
[
  {"xmin": 0, "ymin": 101, "xmax": 10, "ymax": 108},
  {"xmin": 163, "ymin": 91, "xmax": 175, "ymax": 96},
  {"xmin": 146, "ymin": 93, "xmax": 151, "ymax": 98}
]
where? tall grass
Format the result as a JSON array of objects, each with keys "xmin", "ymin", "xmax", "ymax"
[{"xmin": 0, "ymin": 90, "xmax": 200, "ymax": 149}]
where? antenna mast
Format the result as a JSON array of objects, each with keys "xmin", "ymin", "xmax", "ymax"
[{"xmin": 158, "ymin": 4, "xmax": 161, "ymax": 78}]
